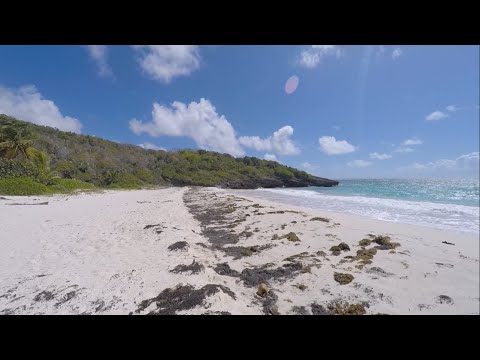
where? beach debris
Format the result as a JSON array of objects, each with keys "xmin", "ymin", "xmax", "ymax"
[
  {"xmin": 214, "ymin": 263, "xmax": 240, "ymax": 277},
  {"xmin": 136, "ymin": 284, "xmax": 236, "ymax": 315},
  {"xmin": 251, "ymin": 204, "xmax": 264, "ymax": 209},
  {"xmin": 372, "ymin": 235, "xmax": 400, "ymax": 249},
  {"xmin": 301, "ymin": 265, "xmax": 312, "ymax": 274},
  {"xmin": 282, "ymin": 232, "xmax": 300, "ymax": 242},
  {"xmin": 283, "ymin": 252, "xmax": 310, "ymax": 262},
  {"xmin": 0, "ymin": 196, "xmax": 9, "ymax": 200},
  {"xmin": 355, "ymin": 248, "xmax": 377, "ymax": 264},
  {"xmin": 270, "ymin": 305, "xmax": 280, "ymax": 315},
  {"xmin": 222, "ymin": 244, "xmax": 273, "ymax": 259},
  {"xmin": 55, "ymin": 291, "xmax": 77, "ymax": 307},
  {"xmin": 435, "ymin": 295, "xmax": 454, "ymax": 305},
  {"xmin": 267, "ymin": 210, "xmax": 285, "ymax": 214},
  {"xmin": 257, "ymin": 283, "xmax": 269, "ymax": 297},
  {"xmin": 329, "ymin": 301, "xmax": 366, "ymax": 315},
  {"xmin": 144, "ymin": 224, "xmax": 161, "ymax": 229},
  {"xmin": 310, "ymin": 217, "xmax": 330, "ymax": 223},
  {"xmin": 202, "ymin": 311, "xmax": 232, "ymax": 315},
  {"xmin": 311, "ymin": 303, "xmax": 331, "ymax": 315},
  {"xmin": 293, "ymin": 283, "xmax": 307, "ymax": 291},
  {"xmin": 358, "ymin": 238, "xmax": 372, "ymax": 247},
  {"xmin": 168, "ymin": 241, "xmax": 189, "ymax": 251},
  {"xmin": 334, "ymin": 272, "xmax": 354, "ymax": 285},
  {"xmin": 366, "ymin": 267, "xmax": 394, "ymax": 277},
  {"xmin": 33, "ymin": 290, "xmax": 54, "ymax": 302},
  {"xmin": 271, "ymin": 234, "xmax": 280, "ymax": 240},
  {"xmin": 442, "ymin": 241, "xmax": 455, "ymax": 246},
  {"xmin": 292, "ymin": 306, "xmax": 309, "ymax": 315},
  {"xmin": 170, "ymin": 260, "xmax": 204, "ymax": 275},
  {"xmin": 240, "ymin": 262, "xmax": 303, "ymax": 287},
  {"xmin": 239, "ymin": 230, "xmax": 254, "ymax": 238},
  {"xmin": 7, "ymin": 202, "xmax": 49, "ymax": 206}
]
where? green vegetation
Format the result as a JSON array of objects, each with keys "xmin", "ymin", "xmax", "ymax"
[{"xmin": 0, "ymin": 115, "xmax": 338, "ymax": 195}]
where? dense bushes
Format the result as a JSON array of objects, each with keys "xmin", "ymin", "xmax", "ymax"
[
  {"xmin": 0, "ymin": 158, "xmax": 39, "ymax": 179},
  {"xmin": 0, "ymin": 115, "xmax": 338, "ymax": 194}
]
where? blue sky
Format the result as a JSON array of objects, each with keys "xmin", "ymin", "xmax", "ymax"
[{"xmin": 0, "ymin": 45, "xmax": 478, "ymax": 179}]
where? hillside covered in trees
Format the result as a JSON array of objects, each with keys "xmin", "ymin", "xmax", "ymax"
[{"xmin": 0, "ymin": 115, "xmax": 338, "ymax": 194}]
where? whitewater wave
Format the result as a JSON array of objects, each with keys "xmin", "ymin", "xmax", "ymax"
[{"xmin": 237, "ymin": 188, "xmax": 480, "ymax": 234}]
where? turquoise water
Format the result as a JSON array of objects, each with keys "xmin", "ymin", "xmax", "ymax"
[
  {"xmin": 311, "ymin": 178, "xmax": 480, "ymax": 207},
  {"xmin": 231, "ymin": 178, "xmax": 480, "ymax": 234}
]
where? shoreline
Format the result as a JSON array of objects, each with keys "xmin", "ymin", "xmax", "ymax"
[{"xmin": 1, "ymin": 187, "xmax": 478, "ymax": 315}]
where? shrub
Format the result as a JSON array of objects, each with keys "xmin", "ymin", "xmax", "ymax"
[{"xmin": 0, "ymin": 177, "xmax": 50, "ymax": 195}]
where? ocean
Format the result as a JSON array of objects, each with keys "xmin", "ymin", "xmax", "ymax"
[{"xmin": 231, "ymin": 178, "xmax": 480, "ymax": 234}]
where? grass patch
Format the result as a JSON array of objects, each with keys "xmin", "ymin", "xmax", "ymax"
[{"xmin": 0, "ymin": 177, "xmax": 96, "ymax": 196}]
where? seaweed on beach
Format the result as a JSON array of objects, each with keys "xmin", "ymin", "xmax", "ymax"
[
  {"xmin": 214, "ymin": 262, "xmax": 240, "ymax": 277},
  {"xmin": 222, "ymin": 244, "xmax": 273, "ymax": 259},
  {"xmin": 292, "ymin": 306, "xmax": 310, "ymax": 315},
  {"xmin": 240, "ymin": 262, "xmax": 303, "ymax": 287},
  {"xmin": 169, "ymin": 260, "xmax": 204, "ymax": 275},
  {"xmin": 168, "ymin": 241, "xmax": 189, "ymax": 251},
  {"xmin": 334, "ymin": 272, "xmax": 354, "ymax": 285},
  {"xmin": 136, "ymin": 284, "xmax": 236, "ymax": 315}
]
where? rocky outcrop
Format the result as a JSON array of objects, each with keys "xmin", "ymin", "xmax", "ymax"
[{"xmin": 220, "ymin": 176, "xmax": 339, "ymax": 189}]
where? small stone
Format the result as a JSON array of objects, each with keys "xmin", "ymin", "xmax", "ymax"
[{"xmin": 257, "ymin": 283, "xmax": 269, "ymax": 297}]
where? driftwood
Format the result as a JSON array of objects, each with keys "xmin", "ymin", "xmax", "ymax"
[
  {"xmin": 442, "ymin": 241, "xmax": 455, "ymax": 246},
  {"xmin": 6, "ymin": 202, "xmax": 49, "ymax": 206}
]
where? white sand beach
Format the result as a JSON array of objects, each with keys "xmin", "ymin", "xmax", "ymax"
[{"xmin": 1, "ymin": 187, "xmax": 478, "ymax": 315}]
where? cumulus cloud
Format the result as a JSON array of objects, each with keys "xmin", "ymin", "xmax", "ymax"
[
  {"xmin": 392, "ymin": 48, "xmax": 402, "ymax": 59},
  {"xmin": 138, "ymin": 142, "xmax": 166, "ymax": 151},
  {"xmin": 401, "ymin": 137, "xmax": 423, "ymax": 146},
  {"xmin": 239, "ymin": 126, "xmax": 300, "ymax": 155},
  {"xmin": 297, "ymin": 45, "xmax": 342, "ymax": 69},
  {"xmin": 318, "ymin": 136, "xmax": 356, "ymax": 155},
  {"xmin": 399, "ymin": 152, "xmax": 479, "ymax": 175},
  {"xmin": 264, "ymin": 154, "xmax": 278, "ymax": 161},
  {"xmin": 132, "ymin": 45, "xmax": 201, "ymax": 83},
  {"xmin": 369, "ymin": 152, "xmax": 392, "ymax": 160},
  {"xmin": 86, "ymin": 45, "xmax": 113, "ymax": 78},
  {"xmin": 426, "ymin": 110, "xmax": 448, "ymax": 121},
  {"xmin": 129, "ymin": 98, "xmax": 244, "ymax": 156},
  {"xmin": 0, "ymin": 85, "xmax": 82, "ymax": 133},
  {"xmin": 347, "ymin": 160, "xmax": 372, "ymax": 168}
]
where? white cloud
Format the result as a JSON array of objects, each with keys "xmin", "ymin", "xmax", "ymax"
[
  {"xmin": 369, "ymin": 152, "xmax": 392, "ymax": 160},
  {"xmin": 132, "ymin": 45, "xmax": 201, "ymax": 83},
  {"xmin": 401, "ymin": 137, "xmax": 423, "ymax": 146},
  {"xmin": 318, "ymin": 136, "xmax": 356, "ymax": 155},
  {"xmin": 400, "ymin": 152, "xmax": 479, "ymax": 175},
  {"xmin": 392, "ymin": 48, "xmax": 402, "ymax": 60},
  {"xmin": 297, "ymin": 45, "xmax": 342, "ymax": 69},
  {"xmin": 239, "ymin": 126, "xmax": 300, "ymax": 155},
  {"xmin": 302, "ymin": 162, "xmax": 312, "ymax": 169},
  {"xmin": 395, "ymin": 147, "xmax": 415, "ymax": 153},
  {"xmin": 129, "ymin": 98, "xmax": 244, "ymax": 156},
  {"xmin": 0, "ymin": 85, "xmax": 82, "ymax": 133},
  {"xmin": 446, "ymin": 105, "xmax": 457, "ymax": 112},
  {"xmin": 138, "ymin": 142, "xmax": 166, "ymax": 151},
  {"xmin": 264, "ymin": 154, "xmax": 278, "ymax": 161},
  {"xmin": 426, "ymin": 110, "xmax": 448, "ymax": 121},
  {"xmin": 347, "ymin": 160, "xmax": 372, "ymax": 168},
  {"xmin": 86, "ymin": 45, "xmax": 113, "ymax": 78}
]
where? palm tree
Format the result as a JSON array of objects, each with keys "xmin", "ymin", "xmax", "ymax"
[
  {"xmin": 29, "ymin": 149, "xmax": 60, "ymax": 185},
  {"xmin": 0, "ymin": 123, "xmax": 35, "ymax": 160}
]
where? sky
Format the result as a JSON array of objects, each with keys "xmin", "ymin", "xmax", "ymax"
[{"xmin": 0, "ymin": 45, "xmax": 478, "ymax": 179}]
